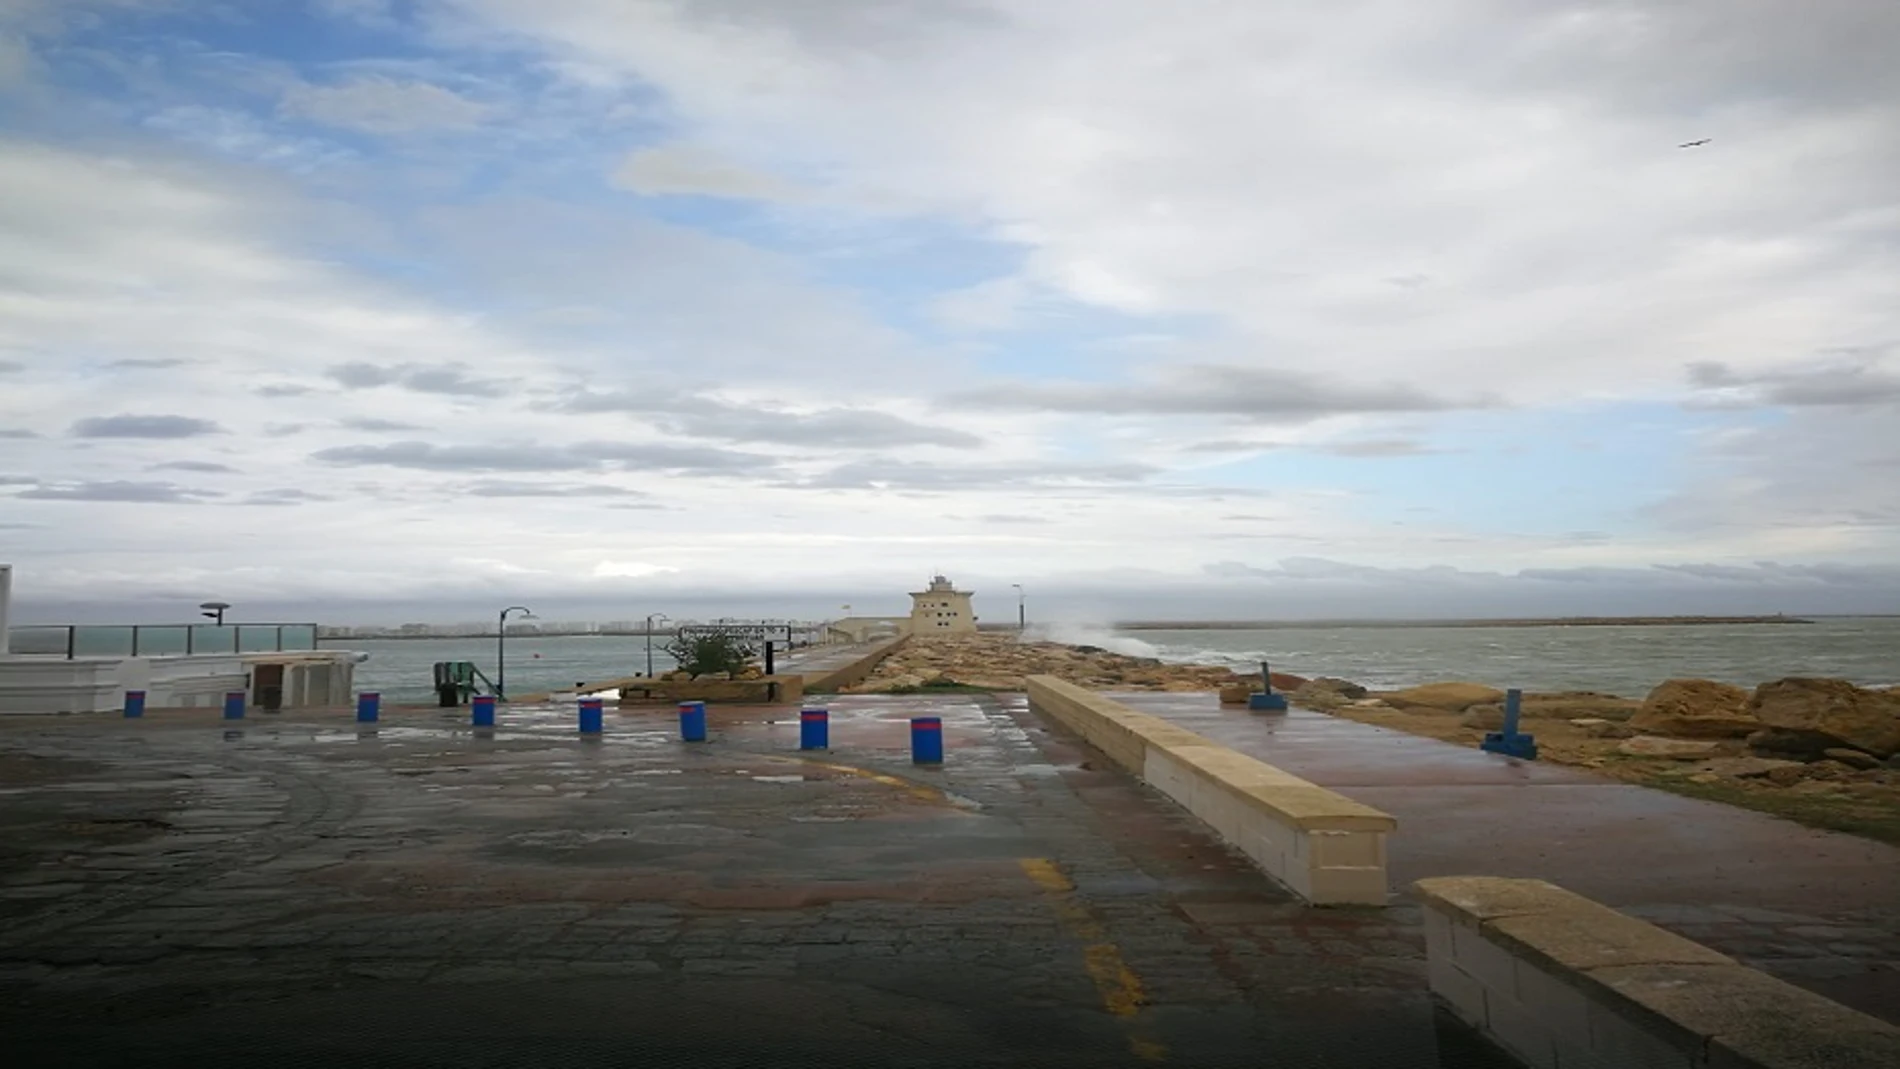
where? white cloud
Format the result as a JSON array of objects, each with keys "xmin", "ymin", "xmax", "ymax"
[
  {"xmin": 280, "ymin": 75, "xmax": 490, "ymax": 134},
  {"xmin": 3, "ymin": 1, "xmax": 1897, "ymax": 615},
  {"xmin": 612, "ymin": 143, "xmax": 797, "ymax": 201},
  {"xmin": 0, "ymin": 32, "xmax": 35, "ymax": 88},
  {"xmin": 435, "ymin": 0, "xmax": 1900, "ymax": 403}
]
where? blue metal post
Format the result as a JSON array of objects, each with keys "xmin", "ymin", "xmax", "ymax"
[
  {"xmin": 356, "ymin": 692, "xmax": 380, "ymax": 723},
  {"xmin": 1480, "ymin": 688, "xmax": 1538, "ymax": 760},
  {"xmin": 123, "ymin": 690, "xmax": 146, "ymax": 719},
  {"xmin": 800, "ymin": 708, "xmax": 828, "ymax": 750},
  {"xmin": 1249, "ymin": 659, "xmax": 1289, "ymax": 711},
  {"xmin": 579, "ymin": 697, "xmax": 604, "ymax": 734},
  {"xmin": 222, "ymin": 691, "xmax": 245, "ymax": 720},
  {"xmin": 679, "ymin": 701, "xmax": 707, "ymax": 742},
  {"xmin": 911, "ymin": 716, "xmax": 943, "ymax": 764},
  {"xmin": 472, "ymin": 694, "xmax": 496, "ymax": 727}
]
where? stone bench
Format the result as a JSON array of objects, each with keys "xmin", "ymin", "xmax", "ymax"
[
  {"xmin": 1026, "ymin": 676, "xmax": 1394, "ymax": 906},
  {"xmin": 1416, "ymin": 875, "xmax": 1900, "ymax": 1068}
]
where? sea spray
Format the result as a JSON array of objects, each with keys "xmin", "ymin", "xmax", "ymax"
[
  {"xmin": 1024, "ymin": 620, "xmax": 1163, "ymax": 659},
  {"xmin": 1025, "ymin": 620, "xmax": 1300, "ymax": 675}
]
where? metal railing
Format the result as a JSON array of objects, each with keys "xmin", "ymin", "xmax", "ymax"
[{"xmin": 4, "ymin": 623, "xmax": 321, "ymax": 659}]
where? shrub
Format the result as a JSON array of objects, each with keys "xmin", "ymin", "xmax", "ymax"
[{"xmin": 663, "ymin": 632, "xmax": 757, "ymax": 677}]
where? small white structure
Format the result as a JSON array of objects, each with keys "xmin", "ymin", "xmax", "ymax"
[
  {"xmin": 908, "ymin": 574, "xmax": 977, "ymax": 635},
  {"xmin": 0, "ymin": 563, "xmax": 361, "ymax": 715}
]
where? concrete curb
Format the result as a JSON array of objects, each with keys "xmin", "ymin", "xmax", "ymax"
[
  {"xmin": 1026, "ymin": 676, "xmax": 1395, "ymax": 906},
  {"xmin": 1416, "ymin": 875, "xmax": 1900, "ymax": 1068}
]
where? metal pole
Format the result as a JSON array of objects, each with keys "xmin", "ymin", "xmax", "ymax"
[
  {"xmin": 646, "ymin": 614, "xmax": 654, "ymax": 677},
  {"xmin": 496, "ymin": 610, "xmax": 506, "ymax": 700}
]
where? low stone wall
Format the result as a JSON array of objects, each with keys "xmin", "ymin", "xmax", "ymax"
[
  {"xmin": 1026, "ymin": 676, "xmax": 1395, "ymax": 906},
  {"xmin": 617, "ymin": 675, "xmax": 806, "ymax": 705},
  {"xmin": 802, "ymin": 635, "xmax": 909, "ymax": 693},
  {"xmin": 1416, "ymin": 876, "xmax": 1900, "ymax": 1069}
]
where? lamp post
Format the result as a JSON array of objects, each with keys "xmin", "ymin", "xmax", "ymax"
[
  {"xmin": 645, "ymin": 612, "xmax": 670, "ymax": 677},
  {"xmin": 1011, "ymin": 584, "xmax": 1025, "ymax": 631},
  {"xmin": 497, "ymin": 605, "xmax": 533, "ymax": 700},
  {"xmin": 199, "ymin": 601, "xmax": 230, "ymax": 626}
]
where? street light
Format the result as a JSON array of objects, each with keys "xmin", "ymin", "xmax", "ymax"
[
  {"xmin": 200, "ymin": 601, "xmax": 231, "ymax": 626},
  {"xmin": 645, "ymin": 612, "xmax": 670, "ymax": 678},
  {"xmin": 497, "ymin": 605, "xmax": 533, "ymax": 700},
  {"xmin": 1011, "ymin": 584, "xmax": 1025, "ymax": 631}
]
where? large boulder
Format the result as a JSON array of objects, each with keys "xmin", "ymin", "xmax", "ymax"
[
  {"xmin": 1218, "ymin": 683, "xmax": 1254, "ymax": 705},
  {"xmin": 1309, "ymin": 677, "xmax": 1368, "ymax": 699},
  {"xmin": 1748, "ymin": 678, "xmax": 1900, "ymax": 758},
  {"xmin": 1381, "ymin": 682, "xmax": 1504, "ymax": 713},
  {"xmin": 1630, "ymin": 679, "xmax": 1759, "ymax": 739},
  {"xmin": 1461, "ymin": 705, "xmax": 1505, "ymax": 730},
  {"xmin": 1291, "ymin": 678, "xmax": 1368, "ymax": 711},
  {"xmin": 1518, "ymin": 692, "xmax": 1643, "ymax": 721},
  {"xmin": 1618, "ymin": 736, "xmax": 1722, "ymax": 760}
]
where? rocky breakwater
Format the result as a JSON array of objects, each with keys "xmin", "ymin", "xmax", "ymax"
[
  {"xmin": 839, "ymin": 633, "xmax": 1273, "ymax": 694},
  {"xmin": 1307, "ymin": 673, "xmax": 1899, "ymax": 819},
  {"xmin": 1291, "ymin": 678, "xmax": 1644, "ymax": 731}
]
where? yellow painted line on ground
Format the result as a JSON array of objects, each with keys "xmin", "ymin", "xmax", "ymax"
[
  {"xmin": 779, "ymin": 756, "xmax": 952, "ymax": 806},
  {"xmin": 1018, "ymin": 858, "xmax": 1167, "ymax": 1062}
]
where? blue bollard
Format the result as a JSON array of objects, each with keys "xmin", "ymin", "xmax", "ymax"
[
  {"xmin": 579, "ymin": 697, "xmax": 604, "ymax": 734},
  {"xmin": 679, "ymin": 701, "xmax": 707, "ymax": 742},
  {"xmin": 911, "ymin": 716, "xmax": 943, "ymax": 765},
  {"xmin": 1249, "ymin": 660, "xmax": 1290, "ymax": 711},
  {"xmin": 800, "ymin": 708, "xmax": 829, "ymax": 750},
  {"xmin": 356, "ymin": 692, "xmax": 380, "ymax": 723},
  {"xmin": 1481, "ymin": 688, "xmax": 1539, "ymax": 760},
  {"xmin": 123, "ymin": 690, "xmax": 146, "ymax": 719},
  {"xmin": 222, "ymin": 691, "xmax": 245, "ymax": 720},
  {"xmin": 472, "ymin": 694, "xmax": 496, "ymax": 727}
]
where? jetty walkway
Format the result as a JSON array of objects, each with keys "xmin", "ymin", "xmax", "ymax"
[{"xmin": 1110, "ymin": 692, "xmax": 1900, "ymax": 1023}]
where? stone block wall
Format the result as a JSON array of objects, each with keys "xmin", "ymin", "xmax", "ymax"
[{"xmin": 1416, "ymin": 876, "xmax": 1900, "ymax": 1068}]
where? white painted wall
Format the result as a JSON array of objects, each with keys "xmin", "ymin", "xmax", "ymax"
[{"xmin": 0, "ymin": 651, "xmax": 357, "ymax": 714}]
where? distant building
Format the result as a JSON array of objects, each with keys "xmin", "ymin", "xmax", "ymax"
[{"xmin": 908, "ymin": 574, "xmax": 977, "ymax": 635}]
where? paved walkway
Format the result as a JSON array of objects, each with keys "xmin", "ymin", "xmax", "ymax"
[
  {"xmin": 0, "ymin": 698, "xmax": 1509, "ymax": 1068},
  {"xmin": 776, "ymin": 638, "xmax": 889, "ymax": 680},
  {"xmin": 1107, "ymin": 692, "xmax": 1900, "ymax": 1023}
]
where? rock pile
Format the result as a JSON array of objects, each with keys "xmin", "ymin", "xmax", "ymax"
[
  {"xmin": 1629, "ymin": 679, "xmax": 1758, "ymax": 738},
  {"xmin": 1748, "ymin": 677, "xmax": 1900, "ymax": 760},
  {"xmin": 839, "ymin": 634, "xmax": 1275, "ymax": 694}
]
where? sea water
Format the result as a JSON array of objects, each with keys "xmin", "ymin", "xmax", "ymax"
[{"xmin": 328, "ymin": 617, "xmax": 1898, "ymax": 703}]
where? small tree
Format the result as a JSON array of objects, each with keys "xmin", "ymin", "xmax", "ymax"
[{"xmin": 663, "ymin": 632, "xmax": 757, "ymax": 677}]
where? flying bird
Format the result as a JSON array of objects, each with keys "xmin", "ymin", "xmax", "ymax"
[{"xmin": 1678, "ymin": 138, "xmax": 1711, "ymax": 148}]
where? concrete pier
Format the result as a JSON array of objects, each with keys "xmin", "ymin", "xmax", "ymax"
[{"xmin": 0, "ymin": 695, "xmax": 1511, "ymax": 1068}]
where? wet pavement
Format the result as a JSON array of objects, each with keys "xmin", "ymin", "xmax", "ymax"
[
  {"xmin": 1111, "ymin": 692, "xmax": 1900, "ymax": 1023},
  {"xmin": 0, "ymin": 696, "xmax": 1512, "ymax": 1068}
]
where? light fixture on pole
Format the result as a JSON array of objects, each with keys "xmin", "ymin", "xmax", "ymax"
[
  {"xmin": 200, "ymin": 601, "xmax": 231, "ymax": 626},
  {"xmin": 1011, "ymin": 584, "xmax": 1025, "ymax": 631},
  {"xmin": 645, "ymin": 612, "xmax": 670, "ymax": 678},
  {"xmin": 497, "ymin": 605, "xmax": 533, "ymax": 700}
]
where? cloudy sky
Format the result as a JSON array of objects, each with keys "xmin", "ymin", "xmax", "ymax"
[{"xmin": 2, "ymin": 0, "xmax": 1897, "ymax": 623}]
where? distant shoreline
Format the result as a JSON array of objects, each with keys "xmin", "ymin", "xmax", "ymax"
[
  {"xmin": 321, "ymin": 631, "xmax": 679, "ymax": 642},
  {"xmin": 1115, "ymin": 615, "xmax": 1817, "ymax": 630},
  {"xmin": 318, "ymin": 615, "xmax": 1831, "ymax": 641}
]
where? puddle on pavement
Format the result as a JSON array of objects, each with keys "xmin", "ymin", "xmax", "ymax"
[{"xmin": 750, "ymin": 775, "xmax": 813, "ymax": 784}]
